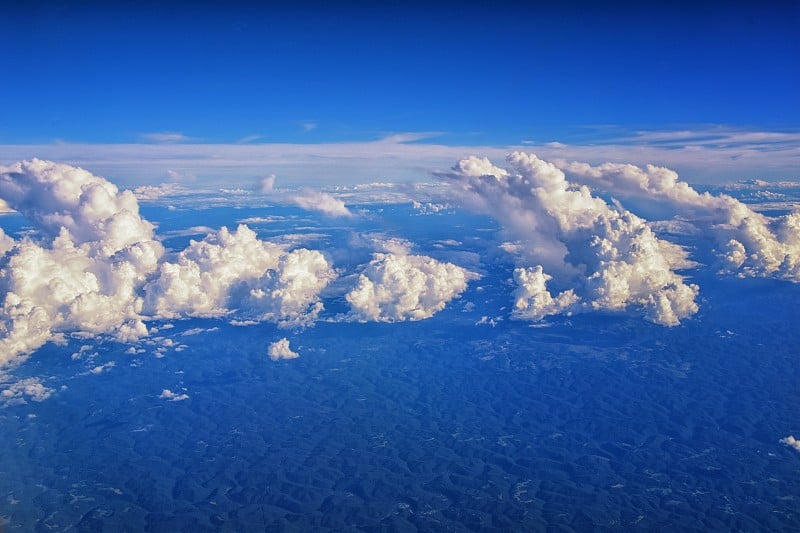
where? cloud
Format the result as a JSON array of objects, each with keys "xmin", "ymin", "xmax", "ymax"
[
  {"xmin": 0, "ymin": 159, "xmax": 164, "ymax": 366},
  {"xmin": 439, "ymin": 152, "xmax": 699, "ymax": 326},
  {"xmin": 513, "ymin": 266, "xmax": 580, "ymax": 321},
  {"xmin": 268, "ymin": 338, "xmax": 299, "ymax": 361},
  {"xmin": 159, "ymin": 389, "xmax": 189, "ymax": 401},
  {"xmin": 1, "ymin": 126, "xmax": 797, "ymax": 189},
  {"xmin": 237, "ymin": 134, "xmax": 264, "ymax": 144},
  {"xmin": 780, "ymin": 435, "xmax": 800, "ymax": 453},
  {"xmin": 0, "ymin": 159, "xmax": 159, "ymax": 253},
  {"xmin": 89, "ymin": 361, "xmax": 115, "ymax": 375},
  {"xmin": 300, "ymin": 122, "xmax": 318, "ymax": 133},
  {"xmin": 0, "ymin": 160, "xmax": 338, "ymax": 369},
  {"xmin": 561, "ymin": 160, "xmax": 800, "ymax": 281},
  {"xmin": 0, "ymin": 376, "xmax": 55, "ymax": 405},
  {"xmin": 143, "ymin": 224, "xmax": 336, "ymax": 328},
  {"xmin": 140, "ymin": 132, "xmax": 189, "ymax": 143},
  {"xmin": 259, "ymin": 174, "xmax": 277, "ymax": 193},
  {"xmin": 345, "ymin": 252, "xmax": 474, "ymax": 322},
  {"xmin": 257, "ymin": 174, "xmax": 354, "ymax": 217},
  {"xmin": 288, "ymin": 189, "xmax": 354, "ymax": 217},
  {"xmin": 133, "ymin": 183, "xmax": 190, "ymax": 201}
]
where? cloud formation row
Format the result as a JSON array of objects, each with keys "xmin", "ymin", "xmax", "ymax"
[
  {"xmin": 1, "ymin": 153, "xmax": 797, "ymax": 368},
  {"xmin": 0, "ymin": 160, "xmax": 471, "ymax": 368}
]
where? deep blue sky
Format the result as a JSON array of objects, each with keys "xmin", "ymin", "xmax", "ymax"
[{"xmin": 2, "ymin": 1, "xmax": 798, "ymax": 146}]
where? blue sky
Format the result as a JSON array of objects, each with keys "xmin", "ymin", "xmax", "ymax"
[{"xmin": 1, "ymin": 1, "xmax": 798, "ymax": 184}]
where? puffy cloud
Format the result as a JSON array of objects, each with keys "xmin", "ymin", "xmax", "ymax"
[
  {"xmin": 159, "ymin": 389, "xmax": 189, "ymax": 401},
  {"xmin": 0, "ymin": 160, "xmax": 163, "ymax": 366},
  {"xmin": 780, "ymin": 435, "xmax": 800, "ymax": 453},
  {"xmin": 440, "ymin": 152, "xmax": 699, "ymax": 326},
  {"xmin": 259, "ymin": 174, "xmax": 277, "ymax": 193},
  {"xmin": 513, "ymin": 266, "xmax": 579, "ymax": 321},
  {"xmin": 0, "ymin": 161, "xmax": 338, "ymax": 369},
  {"xmin": 89, "ymin": 361, "xmax": 115, "ymax": 375},
  {"xmin": 0, "ymin": 159, "xmax": 159, "ymax": 255},
  {"xmin": 133, "ymin": 183, "xmax": 190, "ymax": 201},
  {"xmin": 288, "ymin": 188, "xmax": 353, "ymax": 217},
  {"xmin": 143, "ymin": 224, "xmax": 336, "ymax": 328},
  {"xmin": 268, "ymin": 338, "xmax": 299, "ymax": 361},
  {"xmin": 346, "ymin": 252, "xmax": 473, "ymax": 322},
  {"xmin": 256, "ymin": 174, "xmax": 353, "ymax": 217},
  {"xmin": 0, "ymin": 376, "xmax": 55, "ymax": 405},
  {"xmin": 562, "ymin": 161, "xmax": 800, "ymax": 281}
]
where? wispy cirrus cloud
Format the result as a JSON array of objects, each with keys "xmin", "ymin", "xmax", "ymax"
[
  {"xmin": 299, "ymin": 121, "xmax": 318, "ymax": 133},
  {"xmin": 140, "ymin": 131, "xmax": 190, "ymax": 143},
  {"xmin": 606, "ymin": 127, "xmax": 800, "ymax": 151}
]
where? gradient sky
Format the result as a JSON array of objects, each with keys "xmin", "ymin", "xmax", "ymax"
[{"xmin": 1, "ymin": 1, "xmax": 798, "ymax": 184}]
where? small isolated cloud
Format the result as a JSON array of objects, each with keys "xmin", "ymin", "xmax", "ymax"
[
  {"xmin": 237, "ymin": 134, "xmax": 263, "ymax": 144},
  {"xmin": 259, "ymin": 174, "xmax": 277, "ymax": 193},
  {"xmin": 257, "ymin": 175, "xmax": 353, "ymax": 217},
  {"xmin": 1, "ymin": 377, "xmax": 54, "ymax": 405},
  {"xmin": 780, "ymin": 435, "xmax": 800, "ymax": 453},
  {"xmin": 166, "ymin": 169, "xmax": 196, "ymax": 182},
  {"xmin": 348, "ymin": 233, "xmax": 414, "ymax": 255},
  {"xmin": 378, "ymin": 132, "xmax": 442, "ymax": 144},
  {"xmin": 289, "ymin": 189, "xmax": 354, "ymax": 217},
  {"xmin": 159, "ymin": 388, "xmax": 189, "ymax": 401},
  {"xmin": 89, "ymin": 361, "xmax": 115, "ymax": 375},
  {"xmin": 345, "ymin": 252, "xmax": 474, "ymax": 322},
  {"xmin": 300, "ymin": 121, "xmax": 318, "ymax": 133},
  {"xmin": 133, "ymin": 183, "xmax": 190, "ymax": 201},
  {"xmin": 268, "ymin": 338, "xmax": 299, "ymax": 361},
  {"xmin": 141, "ymin": 132, "xmax": 189, "ymax": 143}
]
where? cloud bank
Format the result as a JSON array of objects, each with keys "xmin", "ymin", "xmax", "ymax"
[
  {"xmin": 561, "ymin": 161, "xmax": 800, "ymax": 281},
  {"xmin": 440, "ymin": 152, "xmax": 700, "ymax": 326},
  {"xmin": 0, "ymin": 160, "xmax": 477, "ymax": 370},
  {"xmin": 0, "ymin": 159, "xmax": 164, "ymax": 365},
  {"xmin": 0, "ymin": 161, "xmax": 338, "ymax": 368},
  {"xmin": 2, "ymin": 127, "xmax": 797, "ymax": 189}
]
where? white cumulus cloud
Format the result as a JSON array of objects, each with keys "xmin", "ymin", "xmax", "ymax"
[
  {"xmin": 0, "ymin": 376, "xmax": 55, "ymax": 405},
  {"xmin": 780, "ymin": 435, "xmax": 800, "ymax": 453},
  {"xmin": 0, "ymin": 160, "xmax": 163, "ymax": 366},
  {"xmin": 346, "ymin": 252, "xmax": 474, "ymax": 322},
  {"xmin": 268, "ymin": 338, "xmax": 299, "ymax": 361},
  {"xmin": 439, "ymin": 152, "xmax": 699, "ymax": 326},
  {"xmin": 0, "ymin": 160, "xmax": 339, "ymax": 369},
  {"xmin": 256, "ymin": 174, "xmax": 353, "ymax": 217},
  {"xmin": 513, "ymin": 266, "xmax": 580, "ymax": 321},
  {"xmin": 143, "ymin": 224, "xmax": 336, "ymax": 328},
  {"xmin": 159, "ymin": 388, "xmax": 190, "ymax": 401},
  {"xmin": 288, "ymin": 188, "xmax": 354, "ymax": 218},
  {"xmin": 561, "ymin": 160, "xmax": 800, "ymax": 281}
]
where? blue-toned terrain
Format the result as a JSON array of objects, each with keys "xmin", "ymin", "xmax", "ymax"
[{"xmin": 1, "ymin": 201, "xmax": 799, "ymax": 532}]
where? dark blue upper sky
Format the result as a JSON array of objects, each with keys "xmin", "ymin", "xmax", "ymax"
[{"xmin": 2, "ymin": 1, "xmax": 798, "ymax": 146}]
